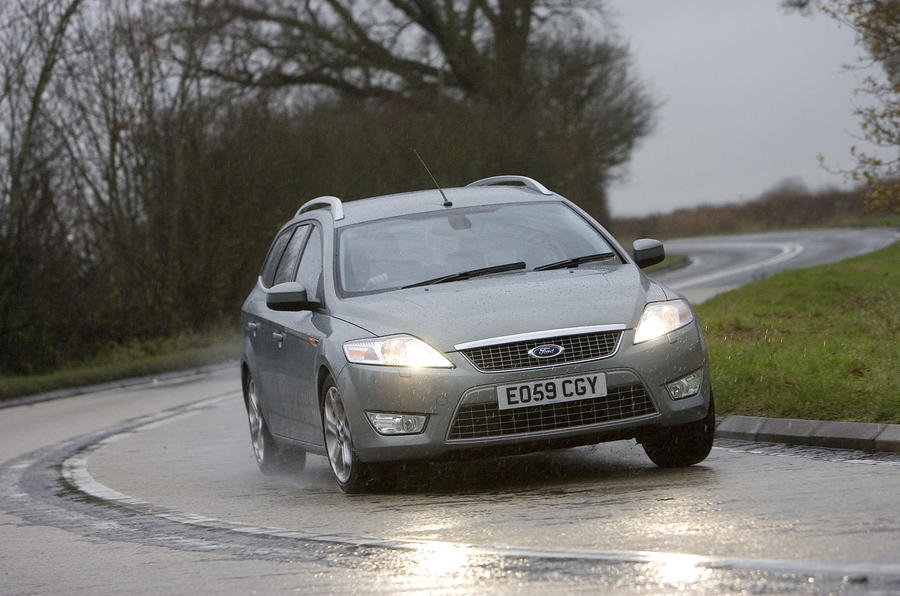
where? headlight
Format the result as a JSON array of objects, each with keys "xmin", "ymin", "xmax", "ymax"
[
  {"xmin": 633, "ymin": 299, "xmax": 694, "ymax": 344},
  {"xmin": 343, "ymin": 335, "xmax": 454, "ymax": 368}
]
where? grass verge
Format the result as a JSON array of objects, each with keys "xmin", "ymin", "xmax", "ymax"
[
  {"xmin": 0, "ymin": 326, "xmax": 240, "ymax": 401},
  {"xmin": 697, "ymin": 240, "xmax": 899, "ymax": 423}
]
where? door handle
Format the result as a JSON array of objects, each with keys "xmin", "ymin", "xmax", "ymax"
[
  {"xmin": 272, "ymin": 332, "xmax": 285, "ymax": 343},
  {"xmin": 246, "ymin": 322, "xmax": 259, "ymax": 332}
]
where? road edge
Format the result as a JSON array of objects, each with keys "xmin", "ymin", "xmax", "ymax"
[
  {"xmin": 716, "ymin": 415, "xmax": 900, "ymax": 453},
  {"xmin": 4, "ymin": 362, "xmax": 898, "ymax": 453},
  {"xmin": 0, "ymin": 361, "xmax": 239, "ymax": 410}
]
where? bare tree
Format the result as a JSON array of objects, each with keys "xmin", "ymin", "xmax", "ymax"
[
  {"xmin": 0, "ymin": 0, "xmax": 88, "ymax": 372},
  {"xmin": 51, "ymin": 0, "xmax": 253, "ymax": 335},
  {"xmin": 2, "ymin": 0, "xmax": 84, "ymax": 217},
  {"xmin": 0, "ymin": 0, "xmax": 247, "ymax": 371},
  {"xmin": 785, "ymin": 0, "xmax": 900, "ymax": 212},
  {"xmin": 185, "ymin": 0, "xmax": 654, "ymax": 219},
  {"xmin": 192, "ymin": 0, "xmax": 606, "ymax": 109},
  {"xmin": 0, "ymin": 0, "xmax": 655, "ymax": 374}
]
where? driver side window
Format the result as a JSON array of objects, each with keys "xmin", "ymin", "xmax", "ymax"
[
  {"xmin": 296, "ymin": 226, "xmax": 323, "ymax": 301},
  {"xmin": 273, "ymin": 225, "xmax": 310, "ymax": 286},
  {"xmin": 260, "ymin": 227, "xmax": 296, "ymax": 288}
]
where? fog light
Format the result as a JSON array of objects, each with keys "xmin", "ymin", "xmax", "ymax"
[
  {"xmin": 666, "ymin": 369, "xmax": 703, "ymax": 400},
  {"xmin": 366, "ymin": 412, "xmax": 427, "ymax": 435}
]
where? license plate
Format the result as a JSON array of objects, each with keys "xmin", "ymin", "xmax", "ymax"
[{"xmin": 496, "ymin": 373, "xmax": 607, "ymax": 411}]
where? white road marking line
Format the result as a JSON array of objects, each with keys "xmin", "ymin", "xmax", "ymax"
[
  {"xmin": 60, "ymin": 396, "xmax": 900, "ymax": 580},
  {"xmin": 666, "ymin": 241, "xmax": 804, "ymax": 289}
]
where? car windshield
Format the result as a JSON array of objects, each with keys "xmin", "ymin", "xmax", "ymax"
[{"xmin": 335, "ymin": 201, "xmax": 619, "ymax": 295}]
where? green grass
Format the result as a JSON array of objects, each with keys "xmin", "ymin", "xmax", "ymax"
[
  {"xmin": 0, "ymin": 326, "xmax": 240, "ymax": 401},
  {"xmin": 697, "ymin": 240, "xmax": 899, "ymax": 423}
]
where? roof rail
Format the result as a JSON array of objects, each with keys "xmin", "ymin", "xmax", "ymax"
[
  {"xmin": 466, "ymin": 175, "xmax": 553, "ymax": 196},
  {"xmin": 296, "ymin": 196, "xmax": 344, "ymax": 220}
]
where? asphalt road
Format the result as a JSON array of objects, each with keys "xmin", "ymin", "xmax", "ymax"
[
  {"xmin": 1, "ymin": 228, "xmax": 899, "ymax": 595},
  {"xmin": 653, "ymin": 227, "xmax": 899, "ymax": 304}
]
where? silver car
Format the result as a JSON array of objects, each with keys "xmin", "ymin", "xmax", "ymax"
[{"xmin": 241, "ymin": 176, "xmax": 714, "ymax": 492}]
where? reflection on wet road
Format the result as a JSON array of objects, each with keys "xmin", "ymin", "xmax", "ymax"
[
  {"xmin": 82, "ymin": 391, "xmax": 900, "ymax": 566},
  {"xmin": 3, "ymin": 377, "xmax": 898, "ymax": 593},
  {"xmin": 2, "ymin": 227, "xmax": 899, "ymax": 593}
]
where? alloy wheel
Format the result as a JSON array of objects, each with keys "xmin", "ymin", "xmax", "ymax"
[
  {"xmin": 247, "ymin": 378, "xmax": 266, "ymax": 464},
  {"xmin": 323, "ymin": 385, "xmax": 354, "ymax": 483}
]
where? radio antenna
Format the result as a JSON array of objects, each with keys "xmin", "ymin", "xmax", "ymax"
[{"xmin": 414, "ymin": 149, "xmax": 452, "ymax": 207}]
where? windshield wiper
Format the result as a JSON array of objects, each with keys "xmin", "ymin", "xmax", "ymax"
[
  {"xmin": 533, "ymin": 252, "xmax": 616, "ymax": 271},
  {"xmin": 402, "ymin": 261, "xmax": 526, "ymax": 289}
]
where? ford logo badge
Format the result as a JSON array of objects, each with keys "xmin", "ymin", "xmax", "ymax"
[{"xmin": 527, "ymin": 344, "xmax": 564, "ymax": 359}]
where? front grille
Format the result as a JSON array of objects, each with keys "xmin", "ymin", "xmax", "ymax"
[
  {"xmin": 460, "ymin": 330, "xmax": 622, "ymax": 372},
  {"xmin": 447, "ymin": 383, "xmax": 656, "ymax": 440}
]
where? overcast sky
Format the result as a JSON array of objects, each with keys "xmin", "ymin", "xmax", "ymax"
[{"xmin": 606, "ymin": 1, "xmax": 869, "ymax": 217}]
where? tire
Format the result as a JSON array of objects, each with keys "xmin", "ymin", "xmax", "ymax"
[
  {"xmin": 322, "ymin": 376, "xmax": 370, "ymax": 493},
  {"xmin": 642, "ymin": 394, "xmax": 715, "ymax": 468},
  {"xmin": 245, "ymin": 374, "xmax": 306, "ymax": 474}
]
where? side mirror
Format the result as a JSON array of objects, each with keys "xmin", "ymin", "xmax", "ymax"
[
  {"xmin": 266, "ymin": 282, "xmax": 315, "ymax": 311},
  {"xmin": 633, "ymin": 238, "xmax": 665, "ymax": 269}
]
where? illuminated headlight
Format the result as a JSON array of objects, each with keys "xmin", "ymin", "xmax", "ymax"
[
  {"xmin": 666, "ymin": 369, "xmax": 704, "ymax": 400},
  {"xmin": 633, "ymin": 299, "xmax": 694, "ymax": 344},
  {"xmin": 367, "ymin": 412, "xmax": 428, "ymax": 435},
  {"xmin": 343, "ymin": 335, "xmax": 453, "ymax": 368}
]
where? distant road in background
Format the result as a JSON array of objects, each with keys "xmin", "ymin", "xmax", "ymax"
[{"xmin": 652, "ymin": 227, "xmax": 899, "ymax": 304}]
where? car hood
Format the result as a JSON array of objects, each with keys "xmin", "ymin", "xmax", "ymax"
[{"xmin": 333, "ymin": 266, "xmax": 669, "ymax": 351}]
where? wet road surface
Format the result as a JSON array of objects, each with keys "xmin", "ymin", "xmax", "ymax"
[
  {"xmin": 654, "ymin": 227, "xmax": 898, "ymax": 304},
  {"xmin": 81, "ymin": 387, "xmax": 900, "ymax": 565},
  {"xmin": 3, "ymin": 369, "xmax": 900, "ymax": 594},
  {"xmin": 2, "ymin": 228, "xmax": 899, "ymax": 594}
]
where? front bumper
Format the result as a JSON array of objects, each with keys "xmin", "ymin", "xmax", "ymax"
[{"xmin": 336, "ymin": 322, "xmax": 711, "ymax": 463}]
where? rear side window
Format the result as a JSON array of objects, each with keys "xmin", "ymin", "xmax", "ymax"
[{"xmin": 260, "ymin": 227, "xmax": 296, "ymax": 288}]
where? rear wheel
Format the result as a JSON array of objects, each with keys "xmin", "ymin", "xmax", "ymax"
[
  {"xmin": 245, "ymin": 374, "xmax": 306, "ymax": 474},
  {"xmin": 322, "ymin": 377, "xmax": 369, "ymax": 493},
  {"xmin": 642, "ymin": 395, "xmax": 715, "ymax": 468}
]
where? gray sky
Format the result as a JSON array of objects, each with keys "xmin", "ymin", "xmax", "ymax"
[{"xmin": 607, "ymin": 1, "xmax": 869, "ymax": 217}]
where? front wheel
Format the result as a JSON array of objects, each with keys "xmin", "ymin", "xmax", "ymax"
[
  {"xmin": 641, "ymin": 395, "xmax": 715, "ymax": 468},
  {"xmin": 322, "ymin": 377, "xmax": 370, "ymax": 493}
]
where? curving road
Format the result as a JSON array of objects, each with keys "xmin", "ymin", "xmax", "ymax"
[
  {"xmin": 1, "ymin": 228, "xmax": 898, "ymax": 594},
  {"xmin": 653, "ymin": 227, "xmax": 899, "ymax": 304}
]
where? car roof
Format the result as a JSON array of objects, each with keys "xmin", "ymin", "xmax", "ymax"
[{"xmin": 313, "ymin": 186, "xmax": 565, "ymax": 227}]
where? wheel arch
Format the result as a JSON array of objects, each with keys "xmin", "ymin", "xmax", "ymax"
[
  {"xmin": 316, "ymin": 364, "xmax": 337, "ymax": 411},
  {"xmin": 241, "ymin": 361, "xmax": 251, "ymax": 408}
]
